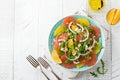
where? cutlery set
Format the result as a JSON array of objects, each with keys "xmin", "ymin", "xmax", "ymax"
[
  {"xmin": 26, "ymin": 55, "xmax": 61, "ymax": 80},
  {"xmin": 26, "ymin": 55, "xmax": 50, "ymax": 80}
]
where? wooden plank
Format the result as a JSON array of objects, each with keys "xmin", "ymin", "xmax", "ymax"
[
  {"xmin": 0, "ymin": 0, "xmax": 14, "ymax": 80},
  {"xmin": 14, "ymin": 0, "xmax": 40, "ymax": 80},
  {"xmin": 38, "ymin": 0, "xmax": 63, "ymax": 48},
  {"xmin": 111, "ymin": 0, "xmax": 120, "ymax": 80},
  {"xmin": 63, "ymin": 0, "xmax": 85, "ymax": 16},
  {"xmin": 14, "ymin": 0, "xmax": 63, "ymax": 80},
  {"xmin": 38, "ymin": 0, "xmax": 63, "ymax": 79}
]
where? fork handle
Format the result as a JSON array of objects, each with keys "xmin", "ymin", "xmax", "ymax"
[
  {"xmin": 41, "ymin": 71, "xmax": 50, "ymax": 80},
  {"xmin": 51, "ymin": 70, "xmax": 61, "ymax": 80}
]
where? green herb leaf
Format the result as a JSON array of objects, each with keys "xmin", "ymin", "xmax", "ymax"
[
  {"xmin": 83, "ymin": 40, "xmax": 89, "ymax": 47},
  {"xmin": 74, "ymin": 42, "xmax": 78, "ymax": 47},
  {"xmin": 90, "ymin": 59, "xmax": 108, "ymax": 77},
  {"xmin": 73, "ymin": 34, "xmax": 77, "ymax": 39},
  {"xmin": 78, "ymin": 45, "xmax": 84, "ymax": 53},
  {"xmin": 70, "ymin": 55, "xmax": 75, "ymax": 59},
  {"xmin": 80, "ymin": 34, "xmax": 84, "ymax": 39},
  {"xmin": 96, "ymin": 59, "xmax": 107, "ymax": 75},
  {"xmin": 101, "ymin": 59, "xmax": 105, "ymax": 73},
  {"xmin": 90, "ymin": 72, "xmax": 98, "ymax": 77},
  {"xmin": 89, "ymin": 28, "xmax": 94, "ymax": 37},
  {"xmin": 78, "ymin": 40, "xmax": 88, "ymax": 53},
  {"xmin": 60, "ymin": 41, "xmax": 65, "ymax": 48},
  {"xmin": 97, "ymin": 67, "xmax": 104, "ymax": 74},
  {"xmin": 65, "ymin": 59, "xmax": 72, "ymax": 64},
  {"xmin": 68, "ymin": 48, "xmax": 72, "ymax": 54}
]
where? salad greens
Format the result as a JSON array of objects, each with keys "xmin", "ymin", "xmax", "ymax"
[{"xmin": 52, "ymin": 16, "xmax": 102, "ymax": 68}]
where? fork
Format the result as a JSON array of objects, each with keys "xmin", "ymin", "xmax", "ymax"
[
  {"xmin": 38, "ymin": 57, "xmax": 61, "ymax": 80},
  {"xmin": 26, "ymin": 55, "xmax": 50, "ymax": 80}
]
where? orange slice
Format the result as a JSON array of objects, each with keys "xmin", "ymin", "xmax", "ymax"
[
  {"xmin": 93, "ymin": 42, "xmax": 102, "ymax": 54},
  {"xmin": 54, "ymin": 26, "xmax": 66, "ymax": 36},
  {"xmin": 112, "ymin": 10, "xmax": 120, "ymax": 25},
  {"xmin": 71, "ymin": 25, "xmax": 78, "ymax": 31},
  {"xmin": 51, "ymin": 49, "xmax": 62, "ymax": 64},
  {"xmin": 106, "ymin": 8, "xmax": 120, "ymax": 25},
  {"xmin": 77, "ymin": 18, "xmax": 90, "ymax": 26},
  {"xmin": 106, "ymin": 9, "xmax": 116, "ymax": 25},
  {"xmin": 76, "ymin": 63, "xmax": 84, "ymax": 68}
]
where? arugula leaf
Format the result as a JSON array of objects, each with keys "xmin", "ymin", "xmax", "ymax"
[
  {"xmin": 97, "ymin": 59, "xmax": 108, "ymax": 75},
  {"xmin": 80, "ymin": 34, "xmax": 85, "ymax": 39},
  {"xmin": 97, "ymin": 67, "xmax": 103, "ymax": 74},
  {"xmin": 65, "ymin": 59, "xmax": 72, "ymax": 64},
  {"xmin": 90, "ymin": 72, "xmax": 98, "ymax": 77},
  {"xmin": 89, "ymin": 28, "xmax": 94, "ymax": 37},
  {"xmin": 90, "ymin": 59, "xmax": 108, "ymax": 77},
  {"xmin": 74, "ymin": 42, "xmax": 78, "ymax": 47},
  {"xmin": 101, "ymin": 59, "xmax": 105, "ymax": 73},
  {"xmin": 68, "ymin": 48, "xmax": 72, "ymax": 54},
  {"xmin": 60, "ymin": 41, "xmax": 65, "ymax": 48},
  {"xmin": 70, "ymin": 55, "xmax": 75, "ymax": 59},
  {"xmin": 78, "ymin": 40, "xmax": 88, "ymax": 53}
]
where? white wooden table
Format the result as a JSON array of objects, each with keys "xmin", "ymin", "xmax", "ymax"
[{"xmin": 0, "ymin": 0, "xmax": 120, "ymax": 80}]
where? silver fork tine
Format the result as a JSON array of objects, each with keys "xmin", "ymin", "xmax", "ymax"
[
  {"xmin": 38, "ymin": 57, "xmax": 49, "ymax": 68},
  {"xmin": 29, "ymin": 55, "xmax": 39, "ymax": 67},
  {"xmin": 26, "ymin": 56, "xmax": 37, "ymax": 68}
]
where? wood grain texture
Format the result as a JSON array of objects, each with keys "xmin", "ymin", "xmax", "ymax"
[
  {"xmin": 111, "ymin": 0, "xmax": 120, "ymax": 80},
  {"xmin": 0, "ymin": 0, "xmax": 120, "ymax": 80},
  {"xmin": 14, "ymin": 0, "xmax": 40, "ymax": 80},
  {"xmin": 0, "ymin": 0, "xmax": 14, "ymax": 80}
]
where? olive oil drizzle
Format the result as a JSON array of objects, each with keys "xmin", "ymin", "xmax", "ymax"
[
  {"xmin": 89, "ymin": 0, "xmax": 105, "ymax": 11},
  {"xmin": 101, "ymin": 0, "xmax": 104, "ymax": 9}
]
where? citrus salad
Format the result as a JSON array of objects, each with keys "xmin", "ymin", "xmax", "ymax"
[{"xmin": 51, "ymin": 16, "xmax": 102, "ymax": 68}]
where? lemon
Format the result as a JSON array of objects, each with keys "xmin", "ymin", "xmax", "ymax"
[
  {"xmin": 77, "ymin": 18, "xmax": 90, "ymax": 26},
  {"xmin": 51, "ymin": 49, "xmax": 62, "ymax": 64}
]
